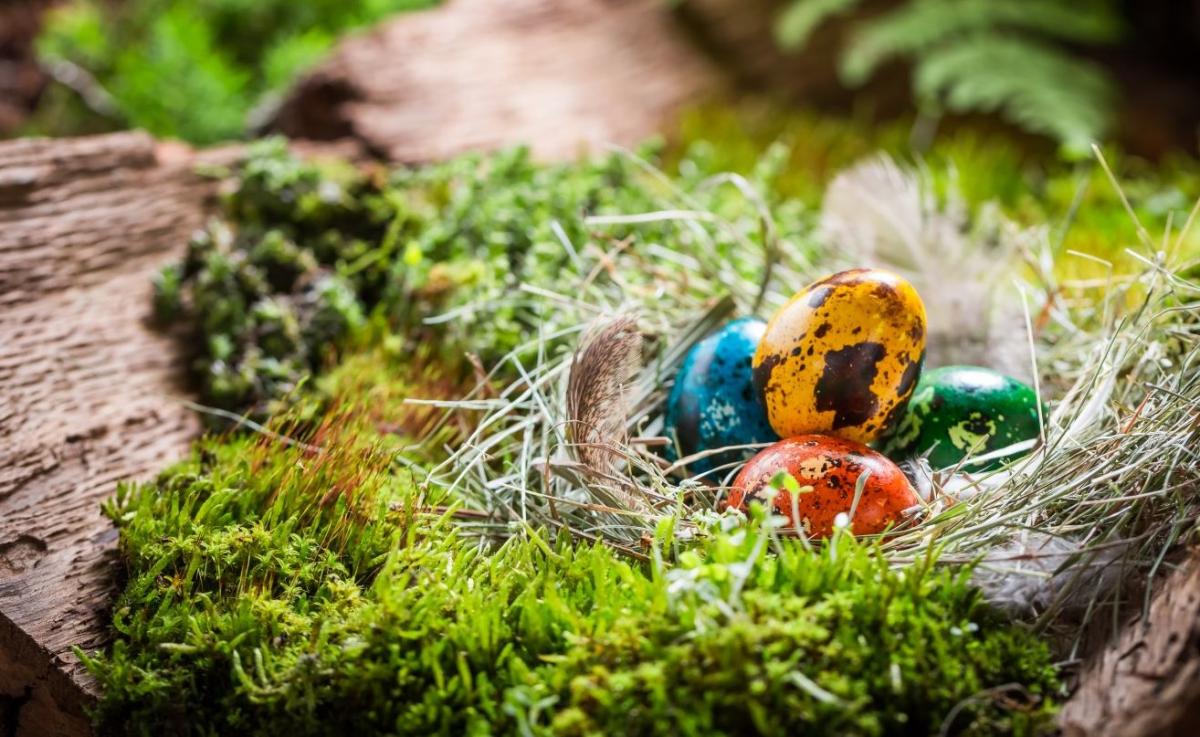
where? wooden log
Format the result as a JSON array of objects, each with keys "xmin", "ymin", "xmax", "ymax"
[
  {"xmin": 269, "ymin": 0, "xmax": 723, "ymax": 162},
  {"xmin": 0, "ymin": 132, "xmax": 230, "ymax": 737},
  {"xmin": 1061, "ymin": 552, "xmax": 1200, "ymax": 736}
]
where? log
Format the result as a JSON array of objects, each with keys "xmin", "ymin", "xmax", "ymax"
[
  {"xmin": 0, "ymin": 132, "xmax": 230, "ymax": 737},
  {"xmin": 270, "ymin": 0, "xmax": 722, "ymax": 162},
  {"xmin": 1061, "ymin": 552, "xmax": 1200, "ymax": 736}
]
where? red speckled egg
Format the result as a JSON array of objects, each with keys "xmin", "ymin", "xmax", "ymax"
[{"xmin": 727, "ymin": 435, "xmax": 919, "ymax": 538}]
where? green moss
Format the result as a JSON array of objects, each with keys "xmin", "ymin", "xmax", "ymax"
[
  {"xmin": 92, "ymin": 111, "xmax": 1200, "ymax": 734},
  {"xmin": 163, "ymin": 114, "xmax": 1200, "ymax": 420},
  {"xmin": 157, "ymin": 136, "xmax": 815, "ymax": 418},
  {"xmin": 82, "ymin": 364, "xmax": 1058, "ymax": 735}
]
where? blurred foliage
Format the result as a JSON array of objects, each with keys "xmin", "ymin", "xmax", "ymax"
[
  {"xmin": 82, "ymin": 365, "xmax": 1059, "ymax": 735},
  {"xmin": 30, "ymin": 0, "xmax": 435, "ymax": 143},
  {"xmin": 672, "ymin": 104, "xmax": 1200, "ymax": 281},
  {"xmin": 774, "ymin": 0, "xmax": 1123, "ymax": 155}
]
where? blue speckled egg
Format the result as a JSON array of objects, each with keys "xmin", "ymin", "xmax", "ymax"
[{"xmin": 665, "ymin": 317, "xmax": 778, "ymax": 476}]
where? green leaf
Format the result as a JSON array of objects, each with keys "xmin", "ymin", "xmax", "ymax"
[
  {"xmin": 36, "ymin": 3, "xmax": 112, "ymax": 72},
  {"xmin": 107, "ymin": 5, "xmax": 250, "ymax": 143},
  {"xmin": 842, "ymin": 0, "xmax": 1122, "ymax": 85},
  {"xmin": 774, "ymin": 0, "xmax": 863, "ymax": 50},
  {"xmin": 912, "ymin": 33, "xmax": 1115, "ymax": 155}
]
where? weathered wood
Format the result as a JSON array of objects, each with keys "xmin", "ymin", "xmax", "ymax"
[
  {"xmin": 1061, "ymin": 552, "xmax": 1200, "ymax": 736},
  {"xmin": 270, "ymin": 0, "xmax": 722, "ymax": 162},
  {"xmin": 0, "ymin": 132, "xmax": 231, "ymax": 737}
]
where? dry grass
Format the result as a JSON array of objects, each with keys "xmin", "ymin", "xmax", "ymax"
[{"xmin": 406, "ymin": 148, "xmax": 1200, "ymax": 640}]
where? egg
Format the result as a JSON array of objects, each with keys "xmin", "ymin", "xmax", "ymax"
[
  {"xmin": 726, "ymin": 435, "xmax": 919, "ymax": 538},
  {"xmin": 880, "ymin": 365, "xmax": 1043, "ymax": 470},
  {"xmin": 753, "ymin": 268, "xmax": 927, "ymax": 443},
  {"xmin": 664, "ymin": 317, "xmax": 779, "ymax": 475}
]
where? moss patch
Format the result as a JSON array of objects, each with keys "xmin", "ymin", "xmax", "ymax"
[
  {"xmin": 83, "ymin": 358, "xmax": 1058, "ymax": 735},
  {"xmin": 89, "ymin": 112, "xmax": 1200, "ymax": 734},
  {"xmin": 159, "ymin": 122, "xmax": 1200, "ymax": 420},
  {"xmin": 154, "ymin": 136, "xmax": 817, "ymax": 417}
]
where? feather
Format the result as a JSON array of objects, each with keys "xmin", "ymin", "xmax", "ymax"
[
  {"xmin": 972, "ymin": 532, "xmax": 1126, "ymax": 617},
  {"xmin": 564, "ymin": 314, "xmax": 645, "ymax": 508},
  {"xmin": 820, "ymin": 154, "xmax": 1035, "ymax": 381}
]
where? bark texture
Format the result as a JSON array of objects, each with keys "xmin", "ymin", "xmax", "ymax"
[
  {"xmin": 270, "ymin": 0, "xmax": 722, "ymax": 162},
  {"xmin": 0, "ymin": 132, "xmax": 230, "ymax": 737},
  {"xmin": 1061, "ymin": 552, "xmax": 1200, "ymax": 737}
]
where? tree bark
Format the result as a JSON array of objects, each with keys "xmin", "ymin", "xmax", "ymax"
[
  {"xmin": 0, "ymin": 132, "xmax": 233, "ymax": 737},
  {"xmin": 270, "ymin": 0, "xmax": 723, "ymax": 163},
  {"xmin": 1061, "ymin": 551, "xmax": 1200, "ymax": 736}
]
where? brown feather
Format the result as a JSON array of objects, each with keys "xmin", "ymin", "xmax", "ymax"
[{"xmin": 565, "ymin": 314, "xmax": 643, "ymax": 502}]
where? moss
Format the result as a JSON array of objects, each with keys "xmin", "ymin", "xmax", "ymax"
[
  {"xmin": 82, "ymin": 358, "xmax": 1058, "ymax": 735},
  {"xmin": 165, "ymin": 118, "xmax": 1200, "ymax": 421},
  {"xmin": 156, "ymin": 136, "xmax": 815, "ymax": 419},
  {"xmin": 97, "ymin": 110, "xmax": 1200, "ymax": 734}
]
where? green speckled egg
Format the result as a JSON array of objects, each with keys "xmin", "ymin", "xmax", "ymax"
[{"xmin": 880, "ymin": 366, "xmax": 1043, "ymax": 470}]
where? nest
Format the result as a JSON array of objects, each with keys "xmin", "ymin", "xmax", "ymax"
[{"xmin": 413, "ymin": 150, "xmax": 1200, "ymax": 649}]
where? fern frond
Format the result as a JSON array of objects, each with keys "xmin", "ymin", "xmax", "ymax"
[
  {"xmin": 913, "ymin": 34, "xmax": 1115, "ymax": 153},
  {"xmin": 770, "ymin": 0, "xmax": 1123, "ymax": 147},
  {"xmin": 841, "ymin": 0, "xmax": 1122, "ymax": 84},
  {"xmin": 775, "ymin": 0, "xmax": 863, "ymax": 49}
]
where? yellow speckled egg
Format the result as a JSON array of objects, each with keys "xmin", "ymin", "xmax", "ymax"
[{"xmin": 752, "ymin": 268, "xmax": 926, "ymax": 443}]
